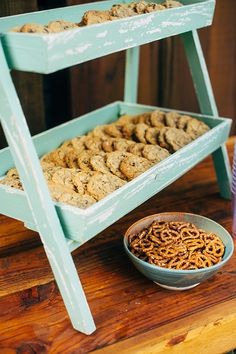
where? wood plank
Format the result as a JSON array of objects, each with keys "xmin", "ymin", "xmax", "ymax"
[
  {"xmin": 91, "ymin": 299, "xmax": 236, "ymax": 354},
  {"xmin": 0, "ymin": 137, "xmax": 235, "ymax": 352}
]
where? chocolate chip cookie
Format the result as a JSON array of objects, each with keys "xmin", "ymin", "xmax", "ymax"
[
  {"xmin": 106, "ymin": 151, "xmax": 130, "ymax": 179},
  {"xmin": 120, "ymin": 155, "xmax": 153, "ymax": 180},
  {"xmin": 142, "ymin": 145, "xmax": 170, "ymax": 162},
  {"xmin": 185, "ymin": 119, "xmax": 210, "ymax": 139},
  {"xmin": 87, "ymin": 172, "xmax": 126, "ymax": 200},
  {"xmin": 165, "ymin": 127, "xmax": 192, "ymax": 152}
]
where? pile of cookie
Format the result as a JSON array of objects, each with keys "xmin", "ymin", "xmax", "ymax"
[
  {"xmin": 0, "ymin": 109, "xmax": 209, "ymax": 208},
  {"xmin": 10, "ymin": 0, "xmax": 183, "ymax": 34}
]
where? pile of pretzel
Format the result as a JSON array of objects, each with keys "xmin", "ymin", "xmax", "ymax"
[{"xmin": 128, "ymin": 220, "xmax": 225, "ymax": 269}]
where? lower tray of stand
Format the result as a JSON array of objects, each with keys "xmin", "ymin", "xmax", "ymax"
[{"xmin": 0, "ymin": 101, "xmax": 231, "ymax": 245}]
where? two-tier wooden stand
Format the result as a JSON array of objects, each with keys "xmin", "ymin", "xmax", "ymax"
[{"xmin": 0, "ymin": 0, "xmax": 232, "ymax": 334}]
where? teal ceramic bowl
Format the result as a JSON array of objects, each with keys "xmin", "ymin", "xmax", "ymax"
[{"xmin": 123, "ymin": 212, "xmax": 234, "ymax": 290}]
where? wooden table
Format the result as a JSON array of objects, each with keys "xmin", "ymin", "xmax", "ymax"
[{"xmin": 0, "ymin": 137, "xmax": 236, "ymax": 354}]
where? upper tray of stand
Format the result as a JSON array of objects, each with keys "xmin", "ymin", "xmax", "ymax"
[{"xmin": 0, "ymin": 0, "xmax": 215, "ymax": 74}]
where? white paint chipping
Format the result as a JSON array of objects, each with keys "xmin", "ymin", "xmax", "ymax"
[
  {"xmin": 88, "ymin": 202, "xmax": 119, "ymax": 224},
  {"xmin": 103, "ymin": 40, "xmax": 114, "ymax": 47},
  {"xmin": 146, "ymin": 28, "xmax": 161, "ymax": 34},
  {"xmin": 124, "ymin": 38, "xmax": 134, "ymax": 43},
  {"xmin": 162, "ymin": 21, "xmax": 185, "ymax": 27},
  {"xmin": 96, "ymin": 30, "xmax": 108, "ymax": 38},
  {"xmin": 122, "ymin": 174, "xmax": 155, "ymax": 200},
  {"xmin": 66, "ymin": 43, "xmax": 92, "ymax": 55}
]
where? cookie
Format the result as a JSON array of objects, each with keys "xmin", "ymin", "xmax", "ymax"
[
  {"xmin": 72, "ymin": 171, "xmax": 94, "ymax": 191},
  {"xmin": 165, "ymin": 111, "xmax": 179, "ymax": 127},
  {"xmin": 133, "ymin": 112, "xmax": 151, "ymax": 125},
  {"xmin": 48, "ymin": 181, "xmax": 75, "ymax": 195},
  {"xmin": 87, "ymin": 172, "xmax": 126, "ymax": 200},
  {"xmin": 82, "ymin": 10, "xmax": 111, "ymax": 25},
  {"xmin": 176, "ymin": 115, "xmax": 192, "ymax": 130},
  {"xmin": 6, "ymin": 168, "xmax": 19, "ymax": 179},
  {"xmin": 84, "ymin": 135, "xmax": 103, "ymax": 152},
  {"xmin": 120, "ymin": 155, "xmax": 153, "ymax": 180},
  {"xmin": 127, "ymin": 142, "xmax": 145, "ymax": 157},
  {"xmin": 67, "ymin": 136, "xmax": 86, "ymax": 152},
  {"xmin": 49, "ymin": 183, "xmax": 96, "ymax": 208},
  {"xmin": 77, "ymin": 150, "xmax": 94, "ymax": 171},
  {"xmin": 43, "ymin": 166, "xmax": 64, "ymax": 181},
  {"xmin": 47, "ymin": 20, "xmax": 78, "ymax": 33},
  {"xmin": 116, "ymin": 115, "xmax": 134, "ymax": 125},
  {"xmin": 134, "ymin": 123, "xmax": 149, "ymax": 143},
  {"xmin": 41, "ymin": 161, "xmax": 57, "ymax": 169},
  {"xmin": 52, "ymin": 168, "xmax": 83, "ymax": 192},
  {"xmin": 20, "ymin": 23, "xmax": 50, "ymax": 34},
  {"xmin": 142, "ymin": 145, "xmax": 170, "ymax": 162},
  {"xmin": 135, "ymin": 1, "xmax": 149, "ymax": 13},
  {"xmin": 163, "ymin": 0, "xmax": 183, "ymax": 8},
  {"xmin": 0, "ymin": 176, "xmax": 23, "ymax": 190},
  {"xmin": 64, "ymin": 150, "xmax": 80, "ymax": 168},
  {"xmin": 90, "ymin": 154, "xmax": 110, "ymax": 174},
  {"xmin": 185, "ymin": 119, "xmax": 210, "ymax": 139},
  {"xmin": 91, "ymin": 125, "xmax": 110, "ymax": 139},
  {"xmin": 113, "ymin": 138, "xmax": 133, "ymax": 152},
  {"xmin": 121, "ymin": 123, "xmax": 136, "ymax": 140},
  {"xmin": 165, "ymin": 127, "xmax": 192, "ymax": 152},
  {"xmin": 102, "ymin": 138, "xmax": 115, "ymax": 152},
  {"xmin": 41, "ymin": 147, "xmax": 70, "ymax": 168},
  {"xmin": 158, "ymin": 127, "xmax": 171, "ymax": 151},
  {"xmin": 60, "ymin": 193, "xmax": 96, "ymax": 208},
  {"xmin": 145, "ymin": 3, "xmax": 165, "ymax": 12},
  {"xmin": 104, "ymin": 124, "xmax": 123, "ymax": 138},
  {"xmin": 110, "ymin": 4, "xmax": 136, "ymax": 18},
  {"xmin": 145, "ymin": 127, "xmax": 161, "ymax": 144},
  {"xmin": 106, "ymin": 151, "xmax": 130, "ymax": 179},
  {"xmin": 150, "ymin": 110, "xmax": 165, "ymax": 127}
]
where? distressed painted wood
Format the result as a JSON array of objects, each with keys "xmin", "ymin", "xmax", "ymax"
[
  {"xmin": 124, "ymin": 46, "xmax": 140, "ymax": 103},
  {"xmin": 0, "ymin": 101, "xmax": 231, "ymax": 243},
  {"xmin": 0, "ymin": 41, "xmax": 95, "ymax": 334},
  {"xmin": 0, "ymin": 0, "xmax": 215, "ymax": 73},
  {"xmin": 181, "ymin": 30, "xmax": 232, "ymax": 200},
  {"xmin": 0, "ymin": 138, "xmax": 236, "ymax": 352}
]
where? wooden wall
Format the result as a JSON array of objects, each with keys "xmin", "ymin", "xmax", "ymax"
[{"xmin": 0, "ymin": 0, "xmax": 235, "ymax": 149}]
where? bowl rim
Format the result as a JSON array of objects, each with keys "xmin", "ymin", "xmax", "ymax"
[{"xmin": 123, "ymin": 212, "xmax": 234, "ymax": 274}]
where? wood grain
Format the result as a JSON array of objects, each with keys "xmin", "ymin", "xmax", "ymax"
[
  {"xmin": 91, "ymin": 299, "xmax": 236, "ymax": 354},
  {"xmin": 0, "ymin": 137, "xmax": 235, "ymax": 353}
]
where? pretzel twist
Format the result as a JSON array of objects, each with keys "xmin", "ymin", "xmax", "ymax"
[{"xmin": 128, "ymin": 220, "xmax": 225, "ymax": 270}]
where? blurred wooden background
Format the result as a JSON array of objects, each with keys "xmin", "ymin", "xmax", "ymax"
[{"xmin": 0, "ymin": 0, "xmax": 235, "ymax": 149}]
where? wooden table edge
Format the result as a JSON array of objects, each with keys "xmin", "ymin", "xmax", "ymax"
[{"xmin": 91, "ymin": 298, "xmax": 236, "ymax": 354}]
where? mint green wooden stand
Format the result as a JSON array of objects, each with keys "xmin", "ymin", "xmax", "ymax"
[{"xmin": 0, "ymin": 0, "xmax": 231, "ymax": 334}]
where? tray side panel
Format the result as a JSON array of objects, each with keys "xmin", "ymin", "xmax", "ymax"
[{"xmin": 0, "ymin": 186, "xmax": 87, "ymax": 245}]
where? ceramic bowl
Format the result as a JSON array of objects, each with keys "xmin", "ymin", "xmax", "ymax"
[{"xmin": 123, "ymin": 212, "xmax": 234, "ymax": 290}]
